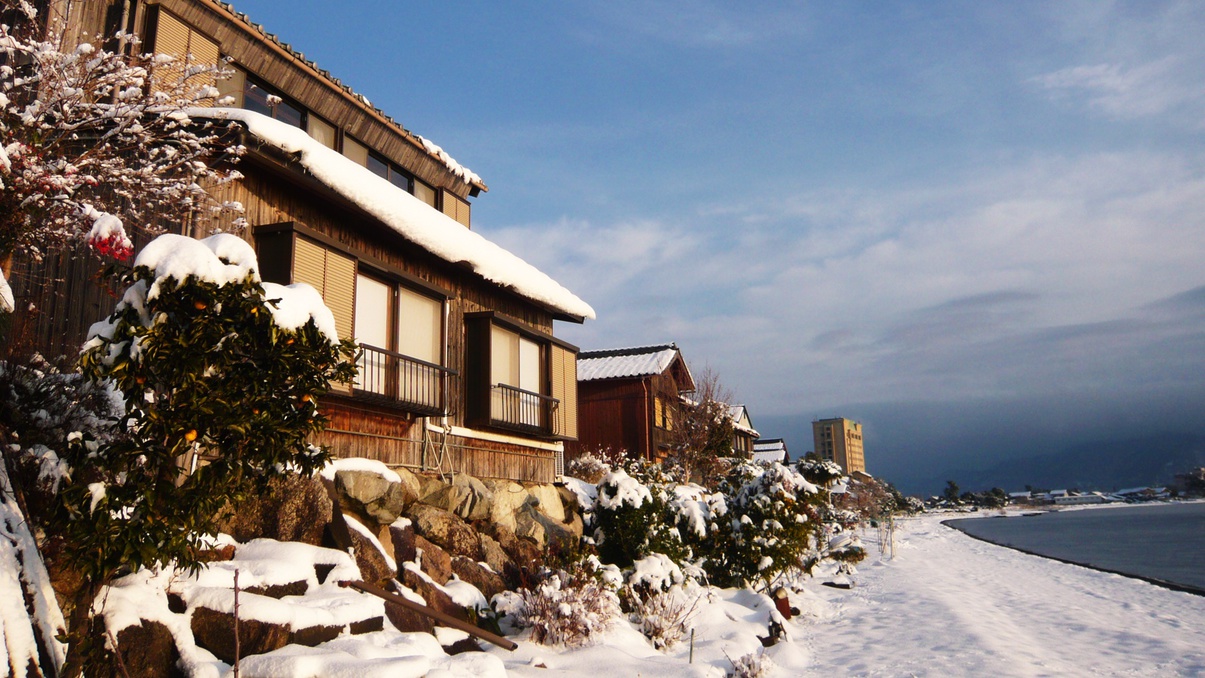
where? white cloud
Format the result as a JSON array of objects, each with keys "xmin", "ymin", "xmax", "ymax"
[
  {"xmin": 1031, "ymin": 57, "xmax": 1201, "ymax": 119},
  {"xmin": 490, "ymin": 149, "xmax": 1205, "ymax": 416}
]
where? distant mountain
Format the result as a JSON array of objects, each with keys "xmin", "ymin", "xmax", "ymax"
[{"xmin": 937, "ymin": 432, "xmax": 1205, "ymax": 494}]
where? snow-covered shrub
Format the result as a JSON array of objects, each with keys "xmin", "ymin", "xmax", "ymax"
[
  {"xmin": 593, "ymin": 468, "xmax": 687, "ymax": 568},
  {"xmin": 796, "ymin": 456, "xmax": 845, "ymax": 488},
  {"xmin": 703, "ymin": 461, "xmax": 825, "ymax": 588},
  {"xmin": 628, "ymin": 553, "xmax": 685, "ymax": 594},
  {"xmin": 514, "ymin": 569, "xmax": 623, "ymax": 648},
  {"xmin": 728, "ymin": 649, "xmax": 775, "ymax": 678},
  {"xmin": 567, "ymin": 447, "xmax": 623, "ymax": 484},
  {"xmin": 626, "ymin": 585, "xmax": 700, "ymax": 651}
]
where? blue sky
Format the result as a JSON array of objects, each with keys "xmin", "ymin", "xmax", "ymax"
[{"xmin": 230, "ymin": 1, "xmax": 1205, "ymax": 479}]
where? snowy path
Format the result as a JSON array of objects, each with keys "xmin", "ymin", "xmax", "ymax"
[{"xmin": 799, "ymin": 515, "xmax": 1205, "ymax": 677}]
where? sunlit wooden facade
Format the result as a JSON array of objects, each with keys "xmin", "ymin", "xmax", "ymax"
[{"xmin": 8, "ymin": 0, "xmax": 587, "ymax": 483}]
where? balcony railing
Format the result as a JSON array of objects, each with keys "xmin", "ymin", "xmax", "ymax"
[
  {"xmin": 490, "ymin": 383, "xmax": 559, "ymax": 436},
  {"xmin": 354, "ymin": 343, "xmax": 455, "ymax": 416}
]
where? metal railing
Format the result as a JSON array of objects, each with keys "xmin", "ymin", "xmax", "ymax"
[
  {"xmin": 490, "ymin": 383, "xmax": 559, "ymax": 436},
  {"xmin": 354, "ymin": 343, "xmax": 455, "ymax": 416}
]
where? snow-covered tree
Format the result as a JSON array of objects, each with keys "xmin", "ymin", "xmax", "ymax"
[
  {"xmin": 0, "ymin": 2, "xmax": 243, "ymax": 309},
  {"xmin": 664, "ymin": 367, "xmax": 735, "ymax": 486},
  {"xmin": 56, "ymin": 233, "xmax": 356, "ymax": 674}
]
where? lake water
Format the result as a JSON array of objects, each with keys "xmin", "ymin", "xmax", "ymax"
[{"xmin": 945, "ymin": 501, "xmax": 1205, "ymax": 593}]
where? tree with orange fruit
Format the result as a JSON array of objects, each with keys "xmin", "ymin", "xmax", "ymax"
[{"xmin": 56, "ymin": 233, "xmax": 356, "ymax": 674}]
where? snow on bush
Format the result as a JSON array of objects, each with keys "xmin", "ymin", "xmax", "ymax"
[
  {"xmin": 514, "ymin": 569, "xmax": 622, "ymax": 648},
  {"xmin": 47, "ymin": 232, "xmax": 357, "ymax": 668},
  {"xmin": 566, "ymin": 449, "xmax": 614, "ymax": 484},
  {"xmin": 626, "ymin": 585, "xmax": 700, "ymax": 651},
  {"xmin": 593, "ymin": 467, "xmax": 687, "ymax": 568},
  {"xmin": 729, "ymin": 648, "xmax": 776, "ymax": 678}
]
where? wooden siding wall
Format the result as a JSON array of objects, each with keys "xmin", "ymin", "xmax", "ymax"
[
  {"xmin": 569, "ymin": 370, "xmax": 688, "ymax": 463},
  {"xmin": 571, "ymin": 378, "xmax": 651, "ymax": 461},
  {"xmin": 319, "ymin": 401, "xmax": 554, "ymax": 484}
]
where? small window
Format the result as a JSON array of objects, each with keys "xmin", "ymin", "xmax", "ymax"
[
  {"xmin": 366, "ymin": 154, "xmax": 389, "ymax": 179},
  {"xmin": 465, "ymin": 313, "xmax": 577, "ymax": 439},
  {"xmin": 343, "ymin": 136, "xmax": 369, "ymax": 166},
  {"xmin": 441, "ymin": 191, "xmax": 471, "ymax": 228},
  {"xmin": 244, "ymin": 80, "xmax": 303, "ymax": 128},
  {"xmin": 307, "ymin": 115, "xmax": 337, "ymax": 149},
  {"xmin": 413, "ymin": 180, "xmax": 437, "ymax": 208}
]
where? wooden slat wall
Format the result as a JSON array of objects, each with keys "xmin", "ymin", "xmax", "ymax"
[
  {"xmin": 318, "ymin": 401, "xmax": 554, "ymax": 483},
  {"xmin": 550, "ymin": 344, "xmax": 578, "ymax": 440},
  {"xmin": 571, "ymin": 379, "xmax": 650, "ymax": 461}
]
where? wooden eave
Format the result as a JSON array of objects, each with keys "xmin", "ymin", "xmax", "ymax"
[
  {"xmin": 155, "ymin": 0, "xmax": 487, "ymax": 198},
  {"xmin": 236, "ymin": 133, "xmax": 583, "ymax": 324}
]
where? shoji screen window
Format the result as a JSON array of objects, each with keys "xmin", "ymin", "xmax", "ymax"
[
  {"xmin": 490, "ymin": 326, "xmax": 544, "ymax": 428},
  {"xmin": 353, "ymin": 273, "xmax": 449, "ymax": 414}
]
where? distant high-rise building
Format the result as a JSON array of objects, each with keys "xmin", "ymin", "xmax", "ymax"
[{"xmin": 812, "ymin": 418, "xmax": 865, "ymax": 474}]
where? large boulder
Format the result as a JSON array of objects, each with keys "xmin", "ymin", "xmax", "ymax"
[
  {"xmin": 390, "ymin": 520, "xmax": 417, "ymax": 566},
  {"xmin": 556, "ymin": 484, "xmax": 583, "ymax": 516},
  {"xmin": 527, "ymin": 484, "xmax": 565, "ymax": 522},
  {"xmin": 483, "ymin": 479, "xmax": 530, "ymax": 533},
  {"xmin": 534, "ymin": 510, "xmax": 579, "ymax": 551},
  {"xmin": 408, "ymin": 503, "xmax": 482, "ymax": 560},
  {"xmin": 108, "ymin": 619, "xmax": 179, "ymax": 678},
  {"xmin": 415, "ymin": 534, "xmax": 452, "ymax": 585},
  {"xmin": 451, "ymin": 557, "xmax": 506, "ymax": 601},
  {"xmin": 450, "ymin": 474, "xmax": 495, "ymax": 521},
  {"xmin": 347, "ymin": 521, "xmax": 396, "ymax": 586},
  {"xmin": 486, "ymin": 523, "xmax": 542, "ymax": 578},
  {"xmin": 513, "ymin": 502, "xmax": 547, "ymax": 548},
  {"xmin": 478, "ymin": 534, "xmax": 515, "ymax": 581},
  {"xmin": 218, "ymin": 474, "xmax": 332, "ymax": 545},
  {"xmin": 335, "ymin": 469, "xmax": 416, "ymax": 525},
  {"xmin": 384, "ymin": 581, "xmax": 436, "ymax": 634},
  {"xmin": 415, "ymin": 474, "xmax": 449, "ymax": 502},
  {"xmin": 191, "ymin": 606, "xmax": 290, "ymax": 664},
  {"xmin": 401, "ymin": 568, "xmax": 471, "ymax": 624},
  {"xmin": 422, "ymin": 483, "xmax": 469, "ymax": 515}
]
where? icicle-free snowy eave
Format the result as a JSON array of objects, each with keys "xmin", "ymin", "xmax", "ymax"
[{"xmin": 189, "ymin": 108, "xmax": 594, "ymax": 321}]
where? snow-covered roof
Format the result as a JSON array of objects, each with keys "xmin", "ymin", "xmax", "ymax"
[
  {"xmin": 191, "ymin": 108, "xmax": 594, "ymax": 321},
  {"xmin": 208, "ymin": 2, "xmax": 483, "ymax": 188},
  {"xmin": 753, "ymin": 438, "xmax": 787, "ymax": 454},
  {"xmin": 577, "ymin": 344, "xmax": 682, "ymax": 381},
  {"xmin": 728, "ymin": 404, "xmax": 758, "ymax": 436}
]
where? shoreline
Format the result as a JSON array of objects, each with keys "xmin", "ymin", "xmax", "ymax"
[{"xmin": 941, "ymin": 518, "xmax": 1205, "ymax": 598}]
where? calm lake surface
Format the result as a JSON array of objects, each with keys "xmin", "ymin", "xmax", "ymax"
[{"xmin": 946, "ymin": 502, "xmax": 1205, "ymax": 592}]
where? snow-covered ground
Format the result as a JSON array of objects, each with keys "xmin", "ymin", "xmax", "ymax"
[{"xmin": 489, "ymin": 513, "xmax": 1205, "ymax": 677}]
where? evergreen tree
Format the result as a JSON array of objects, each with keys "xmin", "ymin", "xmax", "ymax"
[{"xmin": 58, "ymin": 234, "xmax": 356, "ymax": 674}]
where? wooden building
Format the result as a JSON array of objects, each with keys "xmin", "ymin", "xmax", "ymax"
[
  {"xmin": 6, "ymin": 0, "xmax": 592, "ymax": 483},
  {"xmin": 727, "ymin": 404, "xmax": 760, "ymax": 457},
  {"xmin": 569, "ymin": 344, "xmax": 695, "ymax": 462}
]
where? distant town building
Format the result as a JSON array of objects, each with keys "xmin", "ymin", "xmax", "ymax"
[
  {"xmin": 812, "ymin": 418, "xmax": 866, "ymax": 474},
  {"xmin": 752, "ymin": 438, "xmax": 789, "ymax": 464}
]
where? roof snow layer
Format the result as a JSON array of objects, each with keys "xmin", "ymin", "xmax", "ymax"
[
  {"xmin": 578, "ymin": 344, "xmax": 680, "ymax": 381},
  {"xmin": 190, "ymin": 108, "xmax": 594, "ymax": 321}
]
